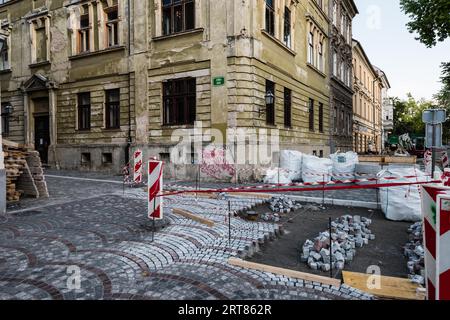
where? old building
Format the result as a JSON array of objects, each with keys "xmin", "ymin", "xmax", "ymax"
[
  {"xmin": 0, "ymin": 87, "xmax": 4, "ymax": 213},
  {"xmin": 373, "ymin": 66, "xmax": 393, "ymax": 149},
  {"xmin": 0, "ymin": 0, "xmax": 140, "ymax": 171},
  {"xmin": 328, "ymin": 0, "xmax": 358, "ymax": 153},
  {"xmin": 0, "ymin": 0, "xmax": 333, "ymax": 177},
  {"xmin": 352, "ymin": 39, "xmax": 383, "ymax": 154}
]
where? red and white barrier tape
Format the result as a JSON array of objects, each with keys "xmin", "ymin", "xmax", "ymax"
[{"xmin": 160, "ymin": 179, "xmax": 441, "ymax": 198}]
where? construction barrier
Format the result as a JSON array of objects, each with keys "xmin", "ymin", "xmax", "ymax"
[
  {"xmin": 148, "ymin": 160, "xmax": 164, "ymax": 220},
  {"xmin": 134, "ymin": 149, "xmax": 143, "ymax": 184},
  {"xmin": 421, "ymin": 184, "xmax": 450, "ymax": 300}
]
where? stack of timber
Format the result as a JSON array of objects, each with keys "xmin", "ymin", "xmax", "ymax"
[{"xmin": 2, "ymin": 139, "xmax": 49, "ymax": 202}]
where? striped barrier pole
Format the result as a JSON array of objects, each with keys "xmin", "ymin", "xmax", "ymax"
[
  {"xmin": 436, "ymin": 194, "xmax": 450, "ymax": 300},
  {"xmin": 134, "ymin": 149, "xmax": 143, "ymax": 184},
  {"xmin": 421, "ymin": 184, "xmax": 450, "ymax": 300},
  {"xmin": 148, "ymin": 160, "xmax": 164, "ymax": 220}
]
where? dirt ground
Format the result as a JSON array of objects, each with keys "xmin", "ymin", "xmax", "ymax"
[{"xmin": 245, "ymin": 202, "xmax": 412, "ymax": 280}]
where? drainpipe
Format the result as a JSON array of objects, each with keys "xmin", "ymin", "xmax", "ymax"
[{"xmin": 125, "ymin": 0, "xmax": 132, "ymax": 165}]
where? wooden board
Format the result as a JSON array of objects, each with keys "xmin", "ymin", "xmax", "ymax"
[
  {"xmin": 342, "ymin": 271, "xmax": 425, "ymax": 300},
  {"xmin": 172, "ymin": 208, "xmax": 215, "ymax": 228},
  {"xmin": 384, "ymin": 156, "xmax": 417, "ymax": 164},
  {"xmin": 359, "ymin": 156, "xmax": 384, "ymax": 163},
  {"xmin": 231, "ymin": 192, "xmax": 273, "ymax": 199},
  {"xmin": 228, "ymin": 258, "xmax": 341, "ymax": 287}
]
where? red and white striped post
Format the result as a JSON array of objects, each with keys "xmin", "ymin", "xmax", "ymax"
[
  {"xmin": 436, "ymin": 194, "xmax": 450, "ymax": 300},
  {"xmin": 421, "ymin": 185, "xmax": 450, "ymax": 300},
  {"xmin": 148, "ymin": 160, "xmax": 163, "ymax": 220},
  {"xmin": 133, "ymin": 149, "xmax": 143, "ymax": 184}
]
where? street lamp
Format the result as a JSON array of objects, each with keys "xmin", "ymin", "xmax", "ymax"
[{"xmin": 260, "ymin": 90, "xmax": 274, "ymax": 117}]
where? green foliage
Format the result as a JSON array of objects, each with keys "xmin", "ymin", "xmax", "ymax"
[
  {"xmin": 434, "ymin": 62, "xmax": 450, "ymax": 110},
  {"xmin": 393, "ymin": 94, "xmax": 434, "ymax": 136},
  {"xmin": 400, "ymin": 0, "xmax": 450, "ymax": 48}
]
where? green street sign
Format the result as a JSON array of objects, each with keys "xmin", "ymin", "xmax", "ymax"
[{"xmin": 213, "ymin": 77, "xmax": 225, "ymax": 86}]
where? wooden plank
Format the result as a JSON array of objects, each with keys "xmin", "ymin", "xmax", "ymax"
[
  {"xmin": 359, "ymin": 156, "xmax": 384, "ymax": 163},
  {"xmin": 2, "ymin": 139, "xmax": 20, "ymax": 149},
  {"xmin": 342, "ymin": 271, "xmax": 425, "ymax": 300},
  {"xmin": 228, "ymin": 258, "xmax": 341, "ymax": 287},
  {"xmin": 231, "ymin": 192, "xmax": 272, "ymax": 199},
  {"xmin": 172, "ymin": 208, "xmax": 215, "ymax": 228},
  {"xmin": 384, "ymin": 156, "xmax": 417, "ymax": 164}
]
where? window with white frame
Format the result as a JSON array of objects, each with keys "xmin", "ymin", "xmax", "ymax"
[
  {"xmin": 0, "ymin": 37, "xmax": 9, "ymax": 70},
  {"xmin": 308, "ymin": 32, "xmax": 314, "ymax": 65},
  {"xmin": 105, "ymin": 4, "xmax": 119, "ymax": 47},
  {"xmin": 318, "ymin": 41, "xmax": 324, "ymax": 72},
  {"xmin": 332, "ymin": 1, "xmax": 338, "ymax": 26},
  {"xmin": 333, "ymin": 51, "xmax": 337, "ymax": 76},
  {"xmin": 78, "ymin": 5, "xmax": 90, "ymax": 53},
  {"xmin": 283, "ymin": 6, "xmax": 291, "ymax": 48}
]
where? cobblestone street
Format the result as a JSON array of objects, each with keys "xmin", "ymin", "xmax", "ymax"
[{"xmin": 0, "ymin": 171, "xmax": 373, "ymax": 300}]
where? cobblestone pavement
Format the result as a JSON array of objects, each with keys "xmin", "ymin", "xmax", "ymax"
[{"xmin": 0, "ymin": 171, "xmax": 374, "ymax": 300}]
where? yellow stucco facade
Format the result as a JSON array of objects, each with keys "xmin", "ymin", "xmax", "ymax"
[{"xmin": 352, "ymin": 39, "xmax": 383, "ymax": 154}]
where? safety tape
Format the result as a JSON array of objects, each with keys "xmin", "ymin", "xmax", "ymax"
[{"xmin": 159, "ymin": 179, "xmax": 442, "ymax": 198}]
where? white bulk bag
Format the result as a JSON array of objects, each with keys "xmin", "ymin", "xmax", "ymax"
[
  {"xmin": 280, "ymin": 150, "xmax": 303, "ymax": 181},
  {"xmin": 379, "ymin": 168, "xmax": 428, "ymax": 222},
  {"xmin": 263, "ymin": 168, "xmax": 292, "ymax": 184},
  {"xmin": 330, "ymin": 152, "xmax": 359, "ymax": 180},
  {"xmin": 302, "ymin": 155, "xmax": 333, "ymax": 183}
]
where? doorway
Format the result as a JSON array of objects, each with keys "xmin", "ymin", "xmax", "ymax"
[{"xmin": 34, "ymin": 114, "xmax": 50, "ymax": 164}]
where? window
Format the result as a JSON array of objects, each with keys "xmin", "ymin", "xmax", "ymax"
[
  {"xmin": 78, "ymin": 92, "xmax": 91, "ymax": 130},
  {"xmin": 163, "ymin": 78, "xmax": 196, "ymax": 125},
  {"xmin": 265, "ymin": 0, "xmax": 275, "ymax": 36},
  {"xmin": 105, "ymin": 89, "xmax": 121, "ymax": 129},
  {"xmin": 81, "ymin": 153, "xmax": 91, "ymax": 165},
  {"xmin": 333, "ymin": 105, "xmax": 338, "ymax": 134},
  {"xmin": 283, "ymin": 7, "xmax": 291, "ymax": 47},
  {"xmin": 266, "ymin": 80, "xmax": 275, "ymax": 125},
  {"xmin": 0, "ymin": 38, "xmax": 9, "ymax": 70},
  {"xmin": 79, "ymin": 6, "xmax": 90, "ymax": 53},
  {"xmin": 105, "ymin": 5, "xmax": 119, "ymax": 47},
  {"xmin": 36, "ymin": 28, "xmax": 47, "ymax": 62},
  {"xmin": 332, "ymin": 1, "xmax": 338, "ymax": 25},
  {"xmin": 1, "ymin": 103, "xmax": 10, "ymax": 136},
  {"xmin": 162, "ymin": 0, "xmax": 195, "ymax": 36},
  {"xmin": 333, "ymin": 51, "xmax": 337, "ymax": 76},
  {"xmin": 308, "ymin": 32, "xmax": 314, "ymax": 65},
  {"xmin": 284, "ymin": 88, "xmax": 291, "ymax": 128},
  {"xmin": 340, "ymin": 60, "xmax": 345, "ymax": 82},
  {"xmin": 102, "ymin": 153, "xmax": 113, "ymax": 164},
  {"xmin": 319, "ymin": 102, "xmax": 324, "ymax": 133},
  {"xmin": 309, "ymin": 98, "xmax": 314, "ymax": 131},
  {"xmin": 341, "ymin": 109, "xmax": 345, "ymax": 134},
  {"xmin": 318, "ymin": 42, "xmax": 324, "ymax": 72}
]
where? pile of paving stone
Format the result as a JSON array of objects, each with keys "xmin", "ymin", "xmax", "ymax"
[
  {"xmin": 261, "ymin": 212, "xmax": 281, "ymax": 222},
  {"xmin": 404, "ymin": 222, "xmax": 425, "ymax": 285},
  {"xmin": 269, "ymin": 196, "xmax": 302, "ymax": 213},
  {"xmin": 301, "ymin": 215, "xmax": 375, "ymax": 272}
]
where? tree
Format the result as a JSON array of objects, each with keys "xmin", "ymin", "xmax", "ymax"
[
  {"xmin": 393, "ymin": 94, "xmax": 434, "ymax": 137},
  {"xmin": 400, "ymin": 0, "xmax": 450, "ymax": 48},
  {"xmin": 434, "ymin": 62, "xmax": 450, "ymax": 109}
]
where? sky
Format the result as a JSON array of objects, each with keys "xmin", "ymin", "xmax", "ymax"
[{"xmin": 352, "ymin": 0, "xmax": 450, "ymax": 102}]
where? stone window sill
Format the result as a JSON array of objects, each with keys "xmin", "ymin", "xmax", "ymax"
[
  {"xmin": 261, "ymin": 30, "xmax": 296, "ymax": 56},
  {"xmin": 29, "ymin": 61, "xmax": 51, "ymax": 68},
  {"xmin": 307, "ymin": 63, "xmax": 327, "ymax": 78},
  {"xmin": 153, "ymin": 28, "xmax": 204, "ymax": 41},
  {"xmin": 69, "ymin": 46, "xmax": 125, "ymax": 61},
  {"xmin": 0, "ymin": 69, "xmax": 12, "ymax": 75}
]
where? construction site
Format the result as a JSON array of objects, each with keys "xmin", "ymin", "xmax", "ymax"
[{"xmin": 1, "ymin": 136, "xmax": 449, "ymax": 301}]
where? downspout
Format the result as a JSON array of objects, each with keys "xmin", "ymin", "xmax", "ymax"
[{"xmin": 125, "ymin": 0, "xmax": 132, "ymax": 165}]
